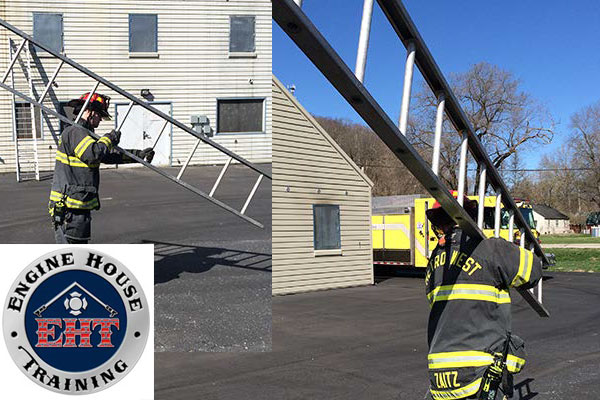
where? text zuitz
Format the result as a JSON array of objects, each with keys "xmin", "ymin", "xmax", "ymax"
[{"xmin": 36, "ymin": 318, "xmax": 119, "ymax": 347}]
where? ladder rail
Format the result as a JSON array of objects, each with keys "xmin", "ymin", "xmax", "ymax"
[
  {"xmin": 274, "ymin": 0, "xmax": 549, "ymax": 317},
  {"xmin": 375, "ymin": 0, "xmax": 547, "ymax": 266},
  {"xmin": 8, "ymin": 39, "xmax": 20, "ymax": 182},
  {"xmin": 0, "ymin": 79, "xmax": 264, "ymax": 229},
  {"xmin": 0, "ymin": 17, "xmax": 271, "ymax": 180},
  {"xmin": 26, "ymin": 43, "xmax": 40, "ymax": 181}
]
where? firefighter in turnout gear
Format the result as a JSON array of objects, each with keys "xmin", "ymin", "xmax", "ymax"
[
  {"xmin": 49, "ymin": 92, "xmax": 155, "ymax": 243},
  {"xmin": 424, "ymin": 193, "xmax": 543, "ymax": 400}
]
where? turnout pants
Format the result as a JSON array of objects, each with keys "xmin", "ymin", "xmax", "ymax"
[{"xmin": 54, "ymin": 209, "xmax": 92, "ymax": 244}]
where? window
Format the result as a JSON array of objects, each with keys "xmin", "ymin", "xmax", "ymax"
[
  {"xmin": 32, "ymin": 12, "xmax": 63, "ymax": 53},
  {"xmin": 313, "ymin": 204, "xmax": 341, "ymax": 250},
  {"xmin": 129, "ymin": 14, "xmax": 158, "ymax": 53},
  {"xmin": 15, "ymin": 103, "xmax": 42, "ymax": 139},
  {"xmin": 217, "ymin": 98, "xmax": 264, "ymax": 134},
  {"xmin": 229, "ymin": 16, "xmax": 255, "ymax": 54}
]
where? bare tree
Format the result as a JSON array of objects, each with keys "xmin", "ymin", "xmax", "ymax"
[
  {"xmin": 569, "ymin": 101, "xmax": 600, "ymax": 209},
  {"xmin": 315, "ymin": 116, "xmax": 425, "ymax": 196},
  {"xmin": 411, "ymin": 62, "xmax": 555, "ymax": 192}
]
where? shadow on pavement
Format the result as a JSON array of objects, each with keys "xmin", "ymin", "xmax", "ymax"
[
  {"xmin": 143, "ymin": 240, "xmax": 271, "ymax": 284},
  {"xmin": 514, "ymin": 378, "xmax": 538, "ymax": 399}
]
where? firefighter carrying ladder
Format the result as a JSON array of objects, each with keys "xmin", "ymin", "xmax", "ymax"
[
  {"xmin": 0, "ymin": 18, "xmax": 270, "ymax": 229},
  {"xmin": 275, "ymin": 0, "xmax": 549, "ymax": 316}
]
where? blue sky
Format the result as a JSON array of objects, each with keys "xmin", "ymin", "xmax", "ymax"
[{"xmin": 273, "ymin": 0, "xmax": 600, "ymax": 168}]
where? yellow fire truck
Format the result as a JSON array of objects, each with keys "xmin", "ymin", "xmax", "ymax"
[{"xmin": 372, "ymin": 194, "xmax": 539, "ymax": 268}]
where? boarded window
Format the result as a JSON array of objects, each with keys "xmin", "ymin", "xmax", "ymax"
[
  {"xmin": 15, "ymin": 103, "xmax": 42, "ymax": 139},
  {"xmin": 129, "ymin": 14, "xmax": 158, "ymax": 52},
  {"xmin": 217, "ymin": 99, "xmax": 264, "ymax": 134},
  {"xmin": 229, "ymin": 16, "xmax": 255, "ymax": 53},
  {"xmin": 33, "ymin": 12, "xmax": 63, "ymax": 53},
  {"xmin": 313, "ymin": 205, "xmax": 341, "ymax": 250}
]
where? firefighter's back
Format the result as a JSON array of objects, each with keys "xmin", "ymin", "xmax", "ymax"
[{"xmin": 425, "ymin": 228, "xmax": 540, "ymax": 399}]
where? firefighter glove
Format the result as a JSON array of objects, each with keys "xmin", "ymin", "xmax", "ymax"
[
  {"xmin": 131, "ymin": 147, "xmax": 155, "ymax": 163},
  {"xmin": 105, "ymin": 129, "xmax": 121, "ymax": 146}
]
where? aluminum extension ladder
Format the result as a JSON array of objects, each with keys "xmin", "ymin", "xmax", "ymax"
[
  {"xmin": 0, "ymin": 18, "xmax": 270, "ymax": 228},
  {"xmin": 276, "ymin": 0, "xmax": 549, "ymax": 317},
  {"xmin": 7, "ymin": 38, "xmax": 43, "ymax": 182}
]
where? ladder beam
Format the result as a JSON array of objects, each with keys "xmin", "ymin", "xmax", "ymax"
[
  {"xmin": 0, "ymin": 18, "xmax": 270, "ymax": 180},
  {"xmin": 432, "ymin": 93, "xmax": 444, "ymax": 175},
  {"xmin": 241, "ymin": 174, "xmax": 263, "ymax": 215},
  {"xmin": 477, "ymin": 165, "xmax": 486, "ymax": 229},
  {"xmin": 26, "ymin": 44, "xmax": 40, "ymax": 181},
  {"xmin": 375, "ymin": 0, "xmax": 547, "ymax": 266},
  {"xmin": 116, "ymin": 100, "xmax": 135, "ymax": 132},
  {"xmin": 38, "ymin": 59, "xmax": 64, "ymax": 104},
  {"xmin": 457, "ymin": 130, "xmax": 468, "ymax": 204},
  {"xmin": 210, "ymin": 157, "xmax": 233, "ymax": 197},
  {"xmin": 8, "ymin": 39, "xmax": 20, "ymax": 182},
  {"xmin": 354, "ymin": 0, "xmax": 374, "ymax": 83},
  {"xmin": 398, "ymin": 40, "xmax": 415, "ymax": 135},
  {"xmin": 1, "ymin": 38, "xmax": 26, "ymax": 83},
  {"xmin": 177, "ymin": 139, "xmax": 201, "ymax": 180},
  {"xmin": 74, "ymin": 81, "xmax": 100, "ymax": 124},
  {"xmin": 0, "ymin": 79, "xmax": 264, "ymax": 229},
  {"xmin": 273, "ymin": 0, "xmax": 549, "ymax": 317}
]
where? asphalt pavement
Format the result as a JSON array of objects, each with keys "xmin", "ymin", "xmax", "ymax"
[
  {"xmin": 155, "ymin": 272, "xmax": 600, "ymax": 399},
  {"xmin": 0, "ymin": 164, "xmax": 272, "ymax": 352}
]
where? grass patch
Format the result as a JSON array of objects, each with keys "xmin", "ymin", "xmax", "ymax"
[
  {"xmin": 541, "ymin": 234, "xmax": 600, "ymax": 244},
  {"xmin": 547, "ymin": 248, "xmax": 600, "ymax": 272}
]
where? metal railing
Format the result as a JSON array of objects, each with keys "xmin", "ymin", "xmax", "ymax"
[
  {"xmin": 0, "ymin": 17, "xmax": 271, "ymax": 228},
  {"xmin": 274, "ymin": 0, "xmax": 548, "ymax": 316}
]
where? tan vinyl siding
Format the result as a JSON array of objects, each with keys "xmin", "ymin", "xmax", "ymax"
[
  {"xmin": 0, "ymin": 0, "xmax": 271, "ymax": 174},
  {"xmin": 272, "ymin": 76, "xmax": 373, "ymax": 295}
]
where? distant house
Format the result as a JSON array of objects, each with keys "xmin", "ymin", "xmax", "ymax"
[
  {"xmin": 272, "ymin": 76, "xmax": 374, "ymax": 295},
  {"xmin": 532, "ymin": 204, "xmax": 570, "ymax": 234}
]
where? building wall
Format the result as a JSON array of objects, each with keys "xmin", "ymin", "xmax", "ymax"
[
  {"xmin": 272, "ymin": 76, "xmax": 374, "ymax": 295},
  {"xmin": 533, "ymin": 213, "xmax": 571, "ymax": 235},
  {"xmin": 0, "ymin": 0, "xmax": 271, "ymax": 174}
]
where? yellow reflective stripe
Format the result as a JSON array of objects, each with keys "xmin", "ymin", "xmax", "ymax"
[
  {"xmin": 512, "ymin": 247, "xmax": 534, "ymax": 287},
  {"xmin": 429, "ymin": 351, "xmax": 526, "ymax": 374},
  {"xmin": 431, "ymin": 378, "xmax": 482, "ymax": 399},
  {"xmin": 49, "ymin": 191, "xmax": 98, "ymax": 210},
  {"xmin": 98, "ymin": 136, "xmax": 112, "ymax": 147},
  {"xmin": 55, "ymin": 151, "xmax": 99, "ymax": 168},
  {"xmin": 506, "ymin": 354, "xmax": 525, "ymax": 373},
  {"xmin": 428, "ymin": 351, "xmax": 493, "ymax": 369},
  {"xmin": 427, "ymin": 284, "xmax": 511, "ymax": 305},
  {"xmin": 74, "ymin": 136, "xmax": 95, "ymax": 158}
]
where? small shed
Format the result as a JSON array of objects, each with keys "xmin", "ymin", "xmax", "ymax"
[
  {"xmin": 272, "ymin": 76, "xmax": 374, "ymax": 295},
  {"xmin": 532, "ymin": 204, "xmax": 571, "ymax": 235}
]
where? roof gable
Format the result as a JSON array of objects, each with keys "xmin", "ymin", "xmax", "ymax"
[{"xmin": 272, "ymin": 75, "xmax": 373, "ymax": 187}]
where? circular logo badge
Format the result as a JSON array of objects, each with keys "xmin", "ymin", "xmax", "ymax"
[{"xmin": 3, "ymin": 248, "xmax": 149, "ymax": 394}]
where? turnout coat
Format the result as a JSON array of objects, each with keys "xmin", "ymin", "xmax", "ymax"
[{"xmin": 425, "ymin": 228, "xmax": 542, "ymax": 399}]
